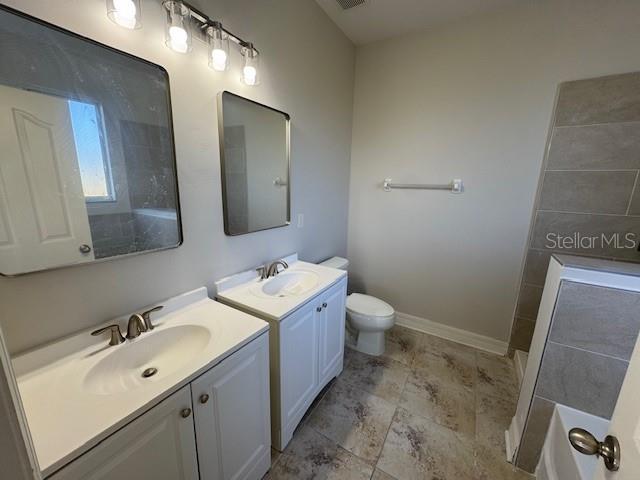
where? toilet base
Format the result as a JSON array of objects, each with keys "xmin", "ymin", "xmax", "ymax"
[{"xmin": 354, "ymin": 331, "xmax": 385, "ymax": 356}]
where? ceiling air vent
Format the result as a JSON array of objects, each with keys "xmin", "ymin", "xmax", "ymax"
[{"xmin": 335, "ymin": 0, "xmax": 366, "ymax": 10}]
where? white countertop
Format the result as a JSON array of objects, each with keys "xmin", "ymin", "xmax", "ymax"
[
  {"xmin": 13, "ymin": 287, "xmax": 269, "ymax": 478},
  {"xmin": 215, "ymin": 257, "xmax": 347, "ymax": 320}
]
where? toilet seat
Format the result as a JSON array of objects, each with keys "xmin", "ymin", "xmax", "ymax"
[{"xmin": 346, "ymin": 293, "xmax": 394, "ymax": 318}]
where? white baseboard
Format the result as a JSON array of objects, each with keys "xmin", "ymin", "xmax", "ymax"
[
  {"xmin": 395, "ymin": 311, "xmax": 509, "ymax": 356},
  {"xmin": 514, "ymin": 350, "xmax": 529, "ymax": 387}
]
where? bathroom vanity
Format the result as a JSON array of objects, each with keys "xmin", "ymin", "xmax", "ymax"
[
  {"xmin": 13, "ymin": 288, "xmax": 271, "ymax": 480},
  {"xmin": 215, "ymin": 254, "xmax": 347, "ymax": 450}
]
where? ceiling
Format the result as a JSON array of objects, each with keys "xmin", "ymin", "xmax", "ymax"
[{"xmin": 315, "ymin": 0, "xmax": 521, "ymax": 45}]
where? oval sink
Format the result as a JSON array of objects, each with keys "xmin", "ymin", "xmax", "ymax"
[
  {"xmin": 253, "ymin": 270, "xmax": 320, "ymax": 298},
  {"xmin": 84, "ymin": 325, "xmax": 210, "ymax": 395}
]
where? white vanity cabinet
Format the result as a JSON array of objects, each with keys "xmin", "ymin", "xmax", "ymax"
[
  {"xmin": 191, "ymin": 332, "xmax": 271, "ymax": 480},
  {"xmin": 49, "ymin": 333, "xmax": 270, "ymax": 480},
  {"xmin": 49, "ymin": 385, "xmax": 199, "ymax": 480},
  {"xmin": 275, "ymin": 277, "xmax": 347, "ymax": 449}
]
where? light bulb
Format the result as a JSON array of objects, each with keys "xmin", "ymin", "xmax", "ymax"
[
  {"xmin": 243, "ymin": 65, "xmax": 257, "ymax": 85},
  {"xmin": 164, "ymin": 1, "xmax": 191, "ymax": 53},
  {"xmin": 211, "ymin": 49, "xmax": 228, "ymax": 72},
  {"xmin": 107, "ymin": 0, "xmax": 140, "ymax": 29},
  {"xmin": 241, "ymin": 43, "xmax": 259, "ymax": 86},
  {"xmin": 169, "ymin": 25, "xmax": 188, "ymax": 53}
]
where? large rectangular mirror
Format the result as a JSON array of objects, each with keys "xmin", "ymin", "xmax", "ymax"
[
  {"xmin": 0, "ymin": 6, "xmax": 181, "ymax": 275},
  {"xmin": 218, "ymin": 91, "xmax": 290, "ymax": 235}
]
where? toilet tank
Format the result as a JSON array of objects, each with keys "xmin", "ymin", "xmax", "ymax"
[{"xmin": 320, "ymin": 256, "xmax": 349, "ymax": 270}]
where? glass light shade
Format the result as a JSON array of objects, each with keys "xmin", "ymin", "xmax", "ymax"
[
  {"xmin": 207, "ymin": 23, "xmax": 229, "ymax": 72},
  {"xmin": 106, "ymin": 0, "xmax": 141, "ymax": 29},
  {"xmin": 163, "ymin": 1, "xmax": 192, "ymax": 54},
  {"xmin": 241, "ymin": 44, "xmax": 259, "ymax": 86}
]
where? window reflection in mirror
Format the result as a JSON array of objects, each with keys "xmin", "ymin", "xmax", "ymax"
[{"xmin": 0, "ymin": 6, "xmax": 181, "ymax": 275}]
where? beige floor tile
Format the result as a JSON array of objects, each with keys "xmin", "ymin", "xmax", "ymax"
[
  {"xmin": 377, "ymin": 407, "xmax": 477, "ymax": 480},
  {"xmin": 307, "ymin": 379, "xmax": 396, "ymax": 464},
  {"xmin": 382, "ymin": 326, "xmax": 422, "ymax": 366},
  {"xmin": 412, "ymin": 338, "xmax": 477, "ymax": 389},
  {"xmin": 474, "ymin": 444, "xmax": 534, "ymax": 480},
  {"xmin": 419, "ymin": 334, "xmax": 478, "ymax": 358},
  {"xmin": 341, "ymin": 348, "xmax": 410, "ymax": 404},
  {"xmin": 476, "ymin": 391, "xmax": 517, "ymax": 453},
  {"xmin": 476, "ymin": 351, "xmax": 520, "ymax": 404},
  {"xmin": 400, "ymin": 367, "xmax": 475, "ymax": 436},
  {"xmin": 371, "ymin": 468, "xmax": 398, "ymax": 480},
  {"xmin": 266, "ymin": 425, "xmax": 374, "ymax": 480}
]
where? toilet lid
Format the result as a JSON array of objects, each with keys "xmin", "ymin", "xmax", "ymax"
[{"xmin": 346, "ymin": 293, "xmax": 394, "ymax": 317}]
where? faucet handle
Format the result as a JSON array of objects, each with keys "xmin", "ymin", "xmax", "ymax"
[
  {"xmin": 256, "ymin": 265, "xmax": 267, "ymax": 280},
  {"xmin": 141, "ymin": 305, "xmax": 163, "ymax": 331},
  {"xmin": 91, "ymin": 324, "xmax": 125, "ymax": 346}
]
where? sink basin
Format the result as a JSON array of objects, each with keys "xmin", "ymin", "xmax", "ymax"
[
  {"xmin": 83, "ymin": 325, "xmax": 211, "ymax": 395},
  {"xmin": 253, "ymin": 270, "xmax": 320, "ymax": 298}
]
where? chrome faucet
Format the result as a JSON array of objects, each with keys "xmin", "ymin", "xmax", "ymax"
[
  {"xmin": 91, "ymin": 305, "xmax": 165, "ymax": 347},
  {"xmin": 256, "ymin": 260, "xmax": 289, "ymax": 280},
  {"xmin": 126, "ymin": 313, "xmax": 147, "ymax": 340},
  {"xmin": 267, "ymin": 260, "xmax": 288, "ymax": 278}
]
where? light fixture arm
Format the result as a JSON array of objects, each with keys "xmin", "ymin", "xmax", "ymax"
[{"xmin": 176, "ymin": 1, "xmax": 259, "ymax": 56}]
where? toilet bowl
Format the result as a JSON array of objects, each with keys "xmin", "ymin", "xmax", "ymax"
[{"xmin": 319, "ymin": 256, "xmax": 396, "ymax": 356}]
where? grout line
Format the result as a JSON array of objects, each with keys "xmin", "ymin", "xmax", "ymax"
[
  {"xmin": 554, "ymin": 120, "xmax": 640, "ymax": 129},
  {"xmin": 547, "ymin": 340, "xmax": 631, "ymax": 363},
  {"xmin": 528, "ymin": 247, "xmax": 622, "ymax": 261},
  {"xmin": 625, "ymin": 170, "xmax": 639, "ymax": 215},
  {"xmin": 545, "ymin": 168, "xmax": 640, "ymax": 172},
  {"xmin": 536, "ymin": 208, "xmax": 639, "ymax": 217}
]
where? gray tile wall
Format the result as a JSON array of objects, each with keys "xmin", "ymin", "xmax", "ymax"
[
  {"xmin": 510, "ymin": 72, "xmax": 640, "ymax": 353},
  {"xmin": 514, "ymin": 280, "xmax": 640, "ymax": 472}
]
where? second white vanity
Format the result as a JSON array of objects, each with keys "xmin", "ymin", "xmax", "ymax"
[
  {"xmin": 216, "ymin": 254, "xmax": 347, "ymax": 450},
  {"xmin": 14, "ymin": 288, "xmax": 271, "ymax": 480}
]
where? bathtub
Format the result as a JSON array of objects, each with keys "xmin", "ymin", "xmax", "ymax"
[{"xmin": 537, "ymin": 404, "xmax": 609, "ymax": 480}]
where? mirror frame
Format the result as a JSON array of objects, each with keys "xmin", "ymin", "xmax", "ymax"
[
  {"xmin": 0, "ymin": 4, "xmax": 183, "ymax": 276},
  {"xmin": 217, "ymin": 91, "xmax": 291, "ymax": 236}
]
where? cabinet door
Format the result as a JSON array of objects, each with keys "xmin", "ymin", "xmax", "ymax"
[
  {"xmin": 191, "ymin": 333, "xmax": 270, "ymax": 480},
  {"xmin": 50, "ymin": 386, "xmax": 198, "ymax": 480},
  {"xmin": 279, "ymin": 300, "xmax": 319, "ymax": 446},
  {"xmin": 318, "ymin": 279, "xmax": 347, "ymax": 386}
]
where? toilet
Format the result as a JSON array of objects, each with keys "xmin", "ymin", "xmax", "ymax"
[{"xmin": 320, "ymin": 256, "xmax": 395, "ymax": 356}]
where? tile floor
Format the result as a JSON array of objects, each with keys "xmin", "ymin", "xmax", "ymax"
[{"xmin": 266, "ymin": 326, "xmax": 533, "ymax": 480}]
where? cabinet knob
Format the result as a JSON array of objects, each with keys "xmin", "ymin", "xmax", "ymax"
[
  {"xmin": 322, "ymin": 302, "xmax": 327, "ymax": 308},
  {"xmin": 180, "ymin": 408, "xmax": 192, "ymax": 418},
  {"xmin": 199, "ymin": 394, "xmax": 210, "ymax": 404},
  {"xmin": 79, "ymin": 244, "xmax": 92, "ymax": 254},
  {"xmin": 316, "ymin": 306, "xmax": 322, "ymax": 312}
]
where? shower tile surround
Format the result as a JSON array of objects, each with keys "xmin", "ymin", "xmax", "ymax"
[
  {"xmin": 513, "ymin": 256, "xmax": 640, "ymax": 472},
  {"xmin": 510, "ymin": 71, "xmax": 640, "ymax": 354}
]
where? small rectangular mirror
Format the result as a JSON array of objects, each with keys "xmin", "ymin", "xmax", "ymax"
[
  {"xmin": 218, "ymin": 91, "xmax": 290, "ymax": 235},
  {"xmin": 0, "ymin": 6, "xmax": 181, "ymax": 275}
]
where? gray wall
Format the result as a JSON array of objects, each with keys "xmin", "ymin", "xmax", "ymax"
[
  {"xmin": 348, "ymin": 0, "xmax": 640, "ymax": 345},
  {"xmin": 510, "ymin": 72, "xmax": 640, "ymax": 353},
  {"xmin": 515, "ymin": 280, "xmax": 640, "ymax": 472},
  {"xmin": 0, "ymin": 0, "xmax": 355, "ymax": 354}
]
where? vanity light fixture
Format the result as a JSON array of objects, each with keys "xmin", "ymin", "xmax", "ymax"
[
  {"xmin": 207, "ymin": 22, "xmax": 229, "ymax": 71},
  {"xmin": 240, "ymin": 42, "xmax": 260, "ymax": 85},
  {"xmin": 106, "ymin": 0, "xmax": 141, "ymax": 29},
  {"xmin": 163, "ymin": 0, "xmax": 192, "ymax": 54},
  {"xmin": 107, "ymin": 0, "xmax": 261, "ymax": 84}
]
